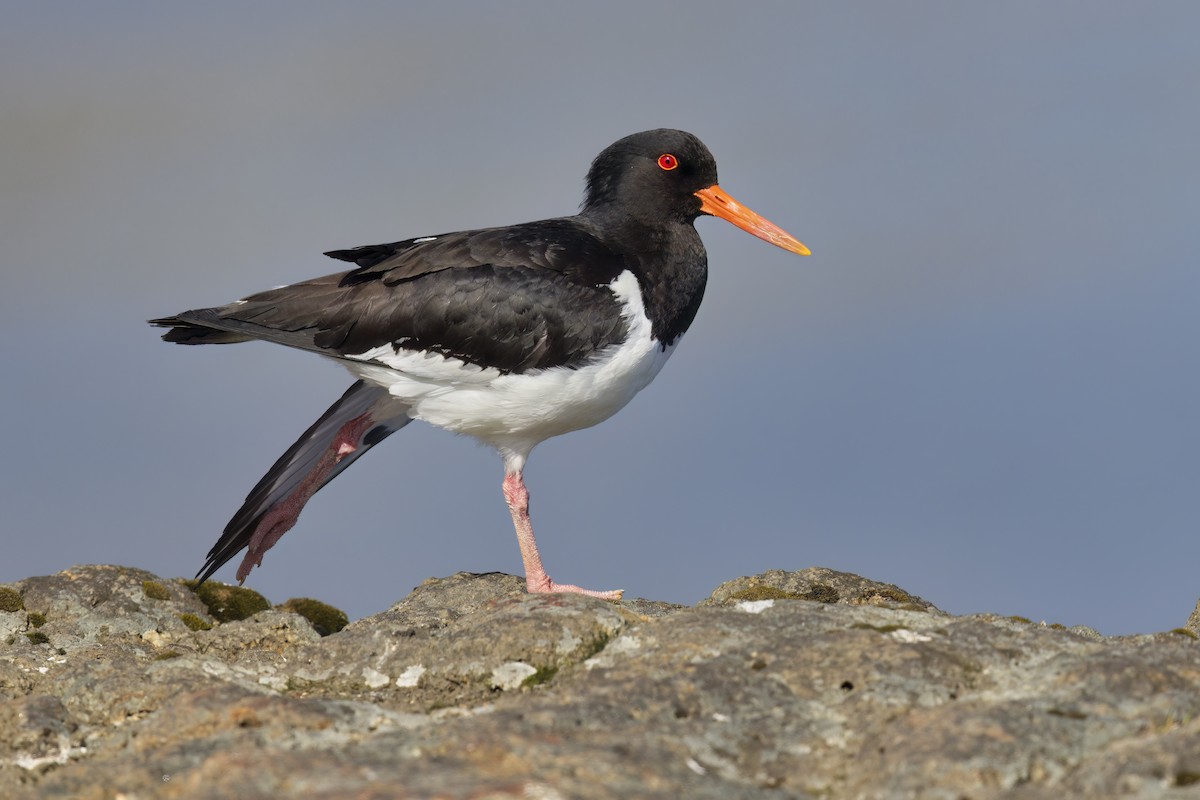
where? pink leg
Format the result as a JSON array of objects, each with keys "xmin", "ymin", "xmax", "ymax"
[
  {"xmin": 502, "ymin": 471, "xmax": 623, "ymax": 601},
  {"xmin": 236, "ymin": 412, "xmax": 374, "ymax": 582}
]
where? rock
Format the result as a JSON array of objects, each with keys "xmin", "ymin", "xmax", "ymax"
[
  {"xmin": 703, "ymin": 566, "xmax": 943, "ymax": 613},
  {"xmin": 1, "ymin": 564, "xmax": 1198, "ymax": 799}
]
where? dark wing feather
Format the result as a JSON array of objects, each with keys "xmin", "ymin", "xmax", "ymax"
[
  {"xmin": 327, "ymin": 219, "xmax": 628, "ymax": 286},
  {"xmin": 151, "ymin": 218, "xmax": 633, "ymax": 373},
  {"xmin": 195, "ymin": 380, "xmax": 411, "ymax": 585}
]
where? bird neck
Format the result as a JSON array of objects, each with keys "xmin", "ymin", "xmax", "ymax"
[{"xmin": 574, "ymin": 206, "xmax": 709, "ymax": 346}]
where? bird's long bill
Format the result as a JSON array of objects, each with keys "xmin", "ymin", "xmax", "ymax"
[{"xmin": 695, "ymin": 185, "xmax": 810, "ymax": 256}]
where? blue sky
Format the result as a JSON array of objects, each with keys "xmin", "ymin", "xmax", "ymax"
[{"xmin": 3, "ymin": 3, "xmax": 1198, "ymax": 634}]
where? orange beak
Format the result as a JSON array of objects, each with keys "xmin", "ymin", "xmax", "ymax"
[{"xmin": 694, "ymin": 185, "xmax": 810, "ymax": 256}]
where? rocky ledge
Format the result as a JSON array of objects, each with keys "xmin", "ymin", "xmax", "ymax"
[{"xmin": 2, "ymin": 565, "xmax": 1199, "ymax": 799}]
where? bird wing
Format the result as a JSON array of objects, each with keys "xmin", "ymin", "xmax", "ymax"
[{"xmin": 152, "ymin": 219, "xmax": 633, "ymax": 374}]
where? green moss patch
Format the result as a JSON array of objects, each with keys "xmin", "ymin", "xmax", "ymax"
[
  {"xmin": 142, "ymin": 580, "xmax": 171, "ymax": 601},
  {"xmin": 727, "ymin": 585, "xmax": 805, "ymax": 602},
  {"xmin": 869, "ymin": 586, "xmax": 916, "ymax": 604},
  {"xmin": 0, "ymin": 587, "xmax": 23, "ymax": 613},
  {"xmin": 186, "ymin": 580, "xmax": 270, "ymax": 623},
  {"xmin": 280, "ymin": 598, "xmax": 349, "ymax": 636},
  {"xmin": 178, "ymin": 613, "xmax": 213, "ymax": 631},
  {"xmin": 580, "ymin": 630, "xmax": 613, "ymax": 661},
  {"xmin": 25, "ymin": 631, "xmax": 50, "ymax": 645},
  {"xmin": 521, "ymin": 664, "xmax": 559, "ymax": 688},
  {"xmin": 850, "ymin": 622, "xmax": 907, "ymax": 634}
]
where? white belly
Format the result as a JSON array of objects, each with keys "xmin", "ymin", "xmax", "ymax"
[{"xmin": 341, "ymin": 270, "xmax": 675, "ymax": 465}]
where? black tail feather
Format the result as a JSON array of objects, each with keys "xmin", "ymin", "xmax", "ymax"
[{"xmin": 149, "ymin": 314, "xmax": 253, "ymax": 345}]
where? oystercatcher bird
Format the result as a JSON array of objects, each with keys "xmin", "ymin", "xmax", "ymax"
[{"xmin": 152, "ymin": 129, "xmax": 809, "ymax": 600}]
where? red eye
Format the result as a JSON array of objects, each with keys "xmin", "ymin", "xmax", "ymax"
[{"xmin": 657, "ymin": 153, "xmax": 679, "ymax": 171}]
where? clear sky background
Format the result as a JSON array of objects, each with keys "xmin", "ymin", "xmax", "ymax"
[{"xmin": 3, "ymin": 3, "xmax": 1197, "ymax": 635}]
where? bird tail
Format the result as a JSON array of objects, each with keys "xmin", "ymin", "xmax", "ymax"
[
  {"xmin": 195, "ymin": 380, "xmax": 412, "ymax": 585},
  {"xmin": 149, "ymin": 312, "xmax": 255, "ymax": 345}
]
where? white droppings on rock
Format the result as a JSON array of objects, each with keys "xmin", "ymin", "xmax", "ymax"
[
  {"xmin": 395, "ymin": 664, "xmax": 426, "ymax": 688},
  {"xmin": 737, "ymin": 599, "xmax": 775, "ymax": 614},
  {"xmin": 889, "ymin": 629, "xmax": 933, "ymax": 644},
  {"xmin": 685, "ymin": 757, "xmax": 707, "ymax": 775},
  {"xmin": 362, "ymin": 667, "xmax": 390, "ymax": 689},
  {"xmin": 10, "ymin": 734, "xmax": 82, "ymax": 770},
  {"xmin": 490, "ymin": 661, "xmax": 537, "ymax": 691}
]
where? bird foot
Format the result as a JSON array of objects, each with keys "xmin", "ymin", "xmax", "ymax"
[{"xmin": 526, "ymin": 575, "xmax": 623, "ymax": 601}]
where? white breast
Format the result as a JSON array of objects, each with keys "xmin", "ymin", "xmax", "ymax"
[{"xmin": 341, "ymin": 270, "xmax": 676, "ymax": 467}]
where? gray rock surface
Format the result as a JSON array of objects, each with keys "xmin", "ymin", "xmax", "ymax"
[{"xmin": 2, "ymin": 564, "xmax": 1199, "ymax": 799}]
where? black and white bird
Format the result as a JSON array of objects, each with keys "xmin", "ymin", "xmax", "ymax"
[{"xmin": 152, "ymin": 129, "xmax": 809, "ymax": 600}]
